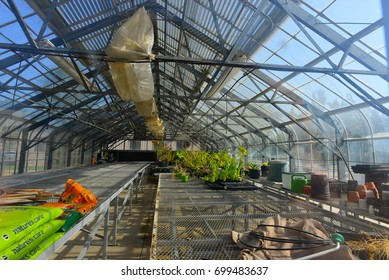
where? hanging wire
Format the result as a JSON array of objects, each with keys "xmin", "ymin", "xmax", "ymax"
[{"xmin": 236, "ymin": 224, "xmax": 334, "ymax": 251}]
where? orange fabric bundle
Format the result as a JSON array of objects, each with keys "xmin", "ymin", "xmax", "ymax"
[
  {"xmin": 59, "ymin": 179, "xmax": 98, "ymax": 206},
  {"xmin": 42, "ymin": 202, "xmax": 95, "ymax": 215},
  {"xmin": 76, "ymin": 203, "xmax": 96, "ymax": 215},
  {"xmin": 41, "ymin": 202, "xmax": 76, "ymax": 209}
]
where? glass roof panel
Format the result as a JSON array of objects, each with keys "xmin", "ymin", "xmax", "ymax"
[
  {"xmin": 349, "ymin": 74, "xmax": 389, "ymax": 98},
  {"xmin": 0, "ymin": 0, "xmax": 387, "ymax": 152},
  {"xmin": 322, "ymin": 1, "xmax": 383, "ymax": 34}
]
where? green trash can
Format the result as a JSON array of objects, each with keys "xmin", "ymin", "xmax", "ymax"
[
  {"xmin": 291, "ymin": 174, "xmax": 307, "ymax": 193},
  {"xmin": 267, "ymin": 160, "xmax": 287, "ymax": 182}
]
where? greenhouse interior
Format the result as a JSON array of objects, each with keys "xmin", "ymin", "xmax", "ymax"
[{"xmin": 0, "ymin": 0, "xmax": 389, "ymax": 261}]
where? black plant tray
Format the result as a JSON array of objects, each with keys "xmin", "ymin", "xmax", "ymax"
[
  {"xmin": 351, "ymin": 164, "xmax": 389, "ymax": 174},
  {"xmin": 204, "ymin": 180, "xmax": 258, "ymax": 191}
]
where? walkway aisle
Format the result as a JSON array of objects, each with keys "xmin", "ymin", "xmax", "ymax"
[{"xmin": 50, "ymin": 175, "xmax": 158, "ymax": 260}]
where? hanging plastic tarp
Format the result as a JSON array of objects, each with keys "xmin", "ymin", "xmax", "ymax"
[
  {"xmin": 134, "ymin": 98, "xmax": 158, "ymax": 118},
  {"xmin": 105, "ymin": 7, "xmax": 155, "ymax": 102},
  {"xmin": 151, "ymin": 127, "xmax": 165, "ymax": 139},
  {"xmin": 106, "ymin": 7, "xmax": 165, "ymax": 139},
  {"xmin": 147, "ymin": 116, "xmax": 164, "ymax": 139},
  {"xmin": 40, "ymin": 40, "xmax": 98, "ymax": 92},
  {"xmin": 148, "ymin": 126, "xmax": 164, "ymax": 135},
  {"xmin": 145, "ymin": 116, "xmax": 163, "ymax": 127},
  {"xmin": 148, "ymin": 124, "xmax": 164, "ymax": 134}
]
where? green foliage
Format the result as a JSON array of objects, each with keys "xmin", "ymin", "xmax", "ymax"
[
  {"xmin": 248, "ymin": 163, "xmax": 260, "ymax": 170},
  {"xmin": 203, "ymin": 149, "xmax": 244, "ymax": 182},
  {"xmin": 203, "ymin": 160, "xmax": 218, "ymax": 183},
  {"xmin": 238, "ymin": 146, "xmax": 247, "ymax": 162},
  {"xmin": 171, "ymin": 146, "xmax": 247, "ymax": 183},
  {"xmin": 226, "ymin": 161, "xmax": 242, "ymax": 181},
  {"xmin": 156, "ymin": 142, "xmax": 173, "ymax": 163}
]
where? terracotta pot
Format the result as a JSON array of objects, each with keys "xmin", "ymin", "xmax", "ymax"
[
  {"xmin": 348, "ymin": 191, "xmax": 360, "ymax": 203},
  {"xmin": 303, "ymin": 185, "xmax": 311, "ymax": 196},
  {"xmin": 365, "ymin": 190, "xmax": 375, "ymax": 198},
  {"xmin": 365, "ymin": 181, "xmax": 380, "ymax": 199},
  {"xmin": 356, "ymin": 185, "xmax": 367, "ymax": 199}
]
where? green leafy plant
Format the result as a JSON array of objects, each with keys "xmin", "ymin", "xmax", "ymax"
[
  {"xmin": 211, "ymin": 148, "xmax": 245, "ymax": 182},
  {"xmin": 171, "ymin": 146, "xmax": 247, "ymax": 183},
  {"xmin": 248, "ymin": 163, "xmax": 260, "ymax": 170},
  {"xmin": 156, "ymin": 142, "xmax": 173, "ymax": 164},
  {"xmin": 203, "ymin": 160, "xmax": 218, "ymax": 183},
  {"xmin": 237, "ymin": 146, "xmax": 247, "ymax": 162}
]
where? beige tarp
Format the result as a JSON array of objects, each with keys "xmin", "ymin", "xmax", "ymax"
[
  {"xmin": 106, "ymin": 7, "xmax": 165, "ymax": 138},
  {"xmin": 231, "ymin": 214, "xmax": 359, "ymax": 260},
  {"xmin": 135, "ymin": 98, "xmax": 158, "ymax": 118},
  {"xmin": 106, "ymin": 7, "xmax": 154, "ymax": 102}
]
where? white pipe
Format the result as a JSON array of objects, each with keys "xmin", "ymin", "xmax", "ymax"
[
  {"xmin": 205, "ymin": 53, "xmax": 248, "ymax": 99},
  {"xmin": 295, "ymin": 242, "xmax": 341, "ymax": 260}
]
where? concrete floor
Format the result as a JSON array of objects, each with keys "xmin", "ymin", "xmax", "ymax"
[{"xmin": 50, "ymin": 175, "xmax": 158, "ymax": 260}]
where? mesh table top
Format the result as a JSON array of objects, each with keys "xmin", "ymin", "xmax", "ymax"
[{"xmin": 151, "ymin": 174, "xmax": 389, "ymax": 260}]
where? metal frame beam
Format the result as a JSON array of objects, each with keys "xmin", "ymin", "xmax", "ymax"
[
  {"xmin": 383, "ymin": 0, "xmax": 389, "ymax": 64},
  {"xmin": 36, "ymin": 0, "xmax": 59, "ymax": 42},
  {"xmin": 1, "ymin": 42, "xmax": 386, "ymax": 76},
  {"xmin": 270, "ymin": 0, "xmax": 389, "ymax": 81},
  {"xmin": 6, "ymin": 0, "xmax": 38, "ymax": 48}
]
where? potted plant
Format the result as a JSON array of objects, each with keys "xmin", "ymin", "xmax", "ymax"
[
  {"xmin": 156, "ymin": 142, "xmax": 173, "ymax": 167},
  {"xmin": 203, "ymin": 160, "xmax": 219, "ymax": 183},
  {"xmin": 205, "ymin": 147, "xmax": 246, "ymax": 183},
  {"xmin": 261, "ymin": 161, "xmax": 269, "ymax": 177},
  {"xmin": 248, "ymin": 163, "xmax": 260, "ymax": 179}
]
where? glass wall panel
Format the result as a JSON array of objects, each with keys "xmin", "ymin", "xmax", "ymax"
[
  {"xmin": 52, "ymin": 146, "xmax": 68, "ymax": 170},
  {"xmin": 338, "ymin": 112, "xmax": 371, "ymax": 138},
  {"xmin": 0, "ymin": 138, "xmax": 19, "ymax": 176},
  {"xmin": 365, "ymin": 108, "xmax": 389, "ymax": 134},
  {"xmin": 347, "ymin": 140, "xmax": 374, "ymax": 165},
  {"xmin": 373, "ymin": 140, "xmax": 389, "ymax": 164},
  {"xmin": 261, "ymin": 144, "xmax": 288, "ymax": 162},
  {"xmin": 290, "ymin": 143, "xmax": 313, "ymax": 172}
]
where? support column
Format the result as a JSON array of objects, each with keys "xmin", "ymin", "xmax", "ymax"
[
  {"xmin": 288, "ymin": 134, "xmax": 295, "ymax": 171},
  {"xmin": 46, "ymin": 135, "xmax": 55, "ymax": 170},
  {"xmin": 66, "ymin": 136, "xmax": 73, "ymax": 167},
  {"xmin": 18, "ymin": 130, "xmax": 28, "ymax": 174},
  {"xmin": 80, "ymin": 139, "xmax": 85, "ymax": 165},
  {"xmin": 383, "ymin": 0, "xmax": 389, "ymax": 66}
]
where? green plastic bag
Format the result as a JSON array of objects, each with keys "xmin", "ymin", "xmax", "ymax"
[
  {"xmin": 50, "ymin": 209, "xmax": 83, "ymax": 232},
  {"xmin": 0, "ymin": 206, "xmax": 63, "ymax": 252},
  {"xmin": 0, "ymin": 219, "xmax": 65, "ymax": 260},
  {"xmin": 21, "ymin": 232, "xmax": 64, "ymax": 260}
]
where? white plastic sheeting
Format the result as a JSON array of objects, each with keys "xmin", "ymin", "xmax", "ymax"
[
  {"xmin": 106, "ymin": 7, "xmax": 164, "ymax": 139},
  {"xmin": 146, "ymin": 116, "xmax": 164, "ymax": 139},
  {"xmin": 106, "ymin": 7, "xmax": 154, "ymax": 102},
  {"xmin": 135, "ymin": 98, "xmax": 158, "ymax": 118}
]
